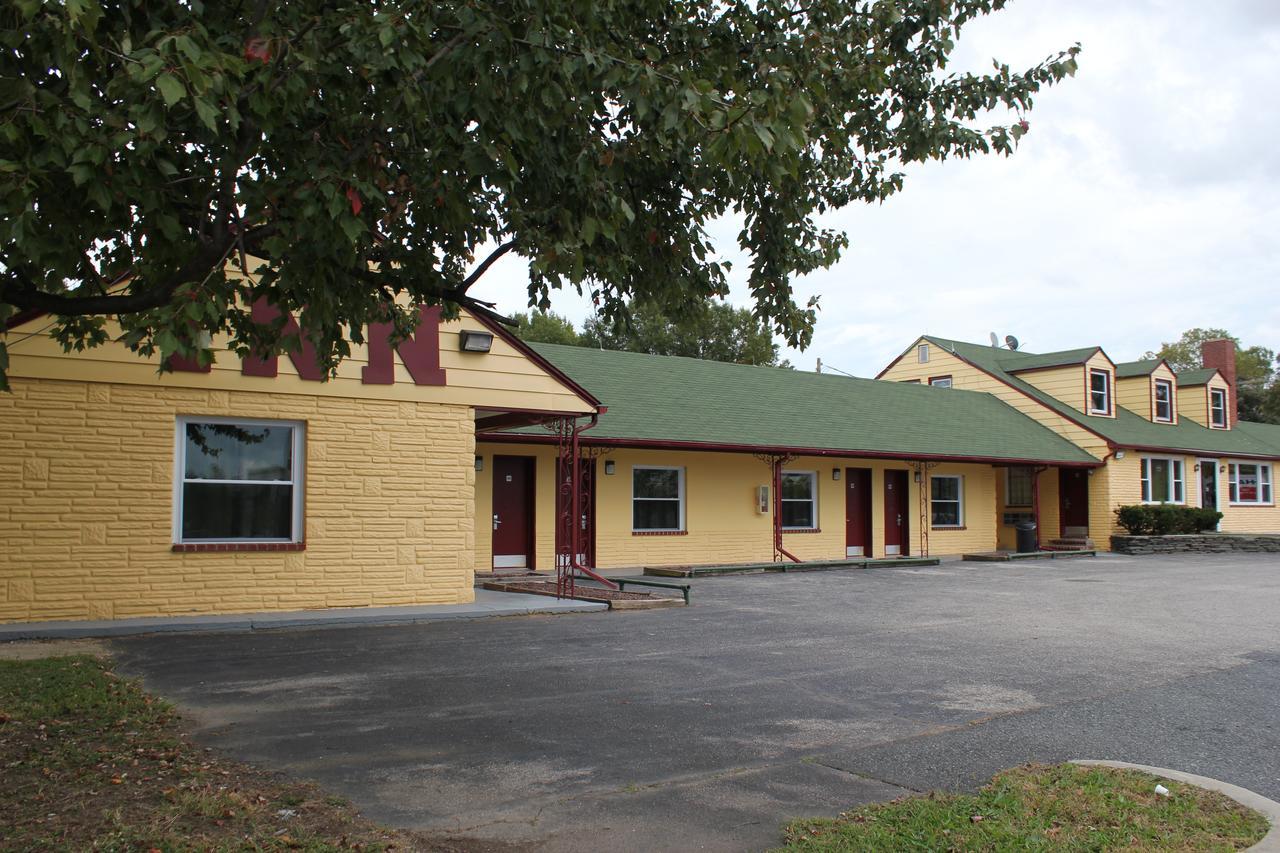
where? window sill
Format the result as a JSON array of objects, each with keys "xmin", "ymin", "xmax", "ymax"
[
  {"xmin": 632, "ymin": 530, "xmax": 687, "ymax": 536},
  {"xmin": 931, "ymin": 525, "xmax": 966, "ymax": 531},
  {"xmin": 1227, "ymin": 503, "xmax": 1275, "ymax": 508},
  {"xmin": 782, "ymin": 528, "xmax": 822, "ymax": 534},
  {"xmin": 1140, "ymin": 502, "xmax": 1186, "ymax": 506},
  {"xmin": 173, "ymin": 542, "xmax": 306, "ymax": 553}
]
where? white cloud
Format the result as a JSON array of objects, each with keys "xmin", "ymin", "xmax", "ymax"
[{"xmin": 471, "ymin": 0, "xmax": 1280, "ymax": 376}]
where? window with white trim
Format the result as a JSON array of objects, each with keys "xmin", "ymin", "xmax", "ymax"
[
  {"xmin": 1210, "ymin": 388, "xmax": 1228, "ymax": 428},
  {"xmin": 917, "ymin": 343, "xmax": 930, "ymax": 363},
  {"xmin": 929, "ymin": 376, "xmax": 953, "ymax": 388},
  {"xmin": 1153, "ymin": 379, "xmax": 1173, "ymax": 422},
  {"xmin": 176, "ymin": 418, "xmax": 304, "ymax": 542},
  {"xmin": 1089, "ymin": 368, "xmax": 1112, "ymax": 415},
  {"xmin": 1228, "ymin": 463, "xmax": 1273, "ymax": 505},
  {"xmin": 1140, "ymin": 456, "xmax": 1184, "ymax": 504},
  {"xmin": 780, "ymin": 471, "xmax": 817, "ymax": 529},
  {"xmin": 1005, "ymin": 467, "xmax": 1034, "ymax": 508},
  {"xmin": 632, "ymin": 466, "xmax": 685, "ymax": 531},
  {"xmin": 931, "ymin": 475, "xmax": 964, "ymax": 527}
]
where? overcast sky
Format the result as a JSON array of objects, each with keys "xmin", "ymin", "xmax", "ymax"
[{"xmin": 469, "ymin": 0, "xmax": 1280, "ymax": 377}]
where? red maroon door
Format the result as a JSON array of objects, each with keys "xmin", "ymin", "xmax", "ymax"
[
  {"xmin": 492, "ymin": 456, "xmax": 535, "ymax": 570},
  {"xmin": 845, "ymin": 467, "xmax": 873, "ymax": 556},
  {"xmin": 884, "ymin": 470, "xmax": 909, "ymax": 556},
  {"xmin": 1059, "ymin": 468, "xmax": 1090, "ymax": 532}
]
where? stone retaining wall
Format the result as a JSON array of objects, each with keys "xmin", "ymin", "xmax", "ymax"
[{"xmin": 1111, "ymin": 534, "xmax": 1280, "ymax": 555}]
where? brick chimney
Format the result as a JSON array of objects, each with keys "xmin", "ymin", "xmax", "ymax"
[{"xmin": 1201, "ymin": 338, "xmax": 1237, "ymax": 426}]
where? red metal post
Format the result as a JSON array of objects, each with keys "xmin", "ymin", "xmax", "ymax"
[
  {"xmin": 552, "ymin": 413, "xmax": 617, "ymax": 599},
  {"xmin": 770, "ymin": 456, "xmax": 801, "ymax": 563}
]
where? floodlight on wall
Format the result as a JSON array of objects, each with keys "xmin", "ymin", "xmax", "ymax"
[
  {"xmin": 459, "ymin": 329, "xmax": 494, "ymax": 352},
  {"xmin": 1115, "ymin": 450, "xmax": 1126, "ymax": 459},
  {"xmin": 832, "ymin": 468, "xmax": 841, "ymax": 481},
  {"xmin": 604, "ymin": 460, "xmax": 616, "ymax": 475}
]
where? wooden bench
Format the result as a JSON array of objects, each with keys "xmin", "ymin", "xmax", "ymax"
[{"xmin": 614, "ymin": 577, "xmax": 692, "ymax": 605}]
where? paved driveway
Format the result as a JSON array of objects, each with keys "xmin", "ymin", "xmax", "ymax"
[{"xmin": 112, "ymin": 554, "xmax": 1280, "ymax": 851}]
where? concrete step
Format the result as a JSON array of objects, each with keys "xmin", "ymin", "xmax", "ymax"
[{"xmin": 1043, "ymin": 538, "xmax": 1095, "ymax": 551}]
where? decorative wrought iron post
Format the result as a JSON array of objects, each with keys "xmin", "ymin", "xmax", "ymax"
[
  {"xmin": 911, "ymin": 461, "xmax": 939, "ymax": 557},
  {"xmin": 545, "ymin": 413, "xmax": 617, "ymax": 599},
  {"xmin": 753, "ymin": 452, "xmax": 800, "ymax": 563}
]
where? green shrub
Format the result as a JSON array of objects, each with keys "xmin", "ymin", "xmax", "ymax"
[{"xmin": 1114, "ymin": 504, "xmax": 1222, "ymax": 535}]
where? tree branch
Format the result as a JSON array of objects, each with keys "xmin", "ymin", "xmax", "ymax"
[{"xmin": 461, "ymin": 240, "xmax": 517, "ymax": 291}]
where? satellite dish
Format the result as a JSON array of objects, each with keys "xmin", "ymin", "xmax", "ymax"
[
  {"xmin": 1005, "ymin": 335, "xmax": 1020, "ymax": 351},
  {"xmin": 989, "ymin": 332, "xmax": 1000, "ymax": 348}
]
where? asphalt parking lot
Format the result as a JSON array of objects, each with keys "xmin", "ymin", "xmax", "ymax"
[{"xmin": 112, "ymin": 553, "xmax": 1280, "ymax": 851}]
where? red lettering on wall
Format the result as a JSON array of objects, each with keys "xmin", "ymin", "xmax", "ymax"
[
  {"xmin": 241, "ymin": 299, "xmax": 326, "ymax": 381},
  {"xmin": 362, "ymin": 306, "xmax": 447, "ymax": 386},
  {"xmin": 166, "ymin": 354, "xmax": 211, "ymax": 374}
]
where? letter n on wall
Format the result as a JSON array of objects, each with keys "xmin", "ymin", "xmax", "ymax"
[
  {"xmin": 241, "ymin": 299, "xmax": 326, "ymax": 380},
  {"xmin": 362, "ymin": 306, "xmax": 447, "ymax": 386}
]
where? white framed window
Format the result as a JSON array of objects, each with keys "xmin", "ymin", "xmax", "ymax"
[
  {"xmin": 780, "ymin": 471, "xmax": 818, "ymax": 530},
  {"xmin": 1228, "ymin": 463, "xmax": 1273, "ymax": 505},
  {"xmin": 1088, "ymin": 368, "xmax": 1112, "ymax": 415},
  {"xmin": 175, "ymin": 417, "xmax": 305, "ymax": 543},
  {"xmin": 1140, "ymin": 456, "xmax": 1184, "ymax": 504},
  {"xmin": 929, "ymin": 375, "xmax": 953, "ymax": 388},
  {"xmin": 917, "ymin": 343, "xmax": 930, "ymax": 363},
  {"xmin": 632, "ymin": 466, "xmax": 685, "ymax": 531},
  {"xmin": 1153, "ymin": 379, "xmax": 1173, "ymax": 422},
  {"xmin": 1210, "ymin": 388, "xmax": 1228, "ymax": 428},
  {"xmin": 931, "ymin": 475, "xmax": 964, "ymax": 527},
  {"xmin": 1005, "ymin": 467, "xmax": 1034, "ymax": 508}
]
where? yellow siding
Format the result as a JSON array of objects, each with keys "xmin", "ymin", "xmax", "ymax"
[
  {"xmin": 0, "ymin": 378, "xmax": 476, "ymax": 623},
  {"xmin": 3, "ymin": 309, "xmax": 594, "ymax": 416},
  {"xmin": 1018, "ymin": 365, "xmax": 1087, "ymax": 413},
  {"xmin": 476, "ymin": 443, "xmax": 1001, "ymax": 567},
  {"xmin": 1179, "ymin": 377, "xmax": 1231, "ymax": 428},
  {"xmin": 1117, "ymin": 377, "xmax": 1151, "ymax": 420},
  {"xmin": 1217, "ymin": 458, "xmax": 1280, "ymax": 532},
  {"xmin": 879, "ymin": 339, "xmax": 1110, "ymax": 460}
]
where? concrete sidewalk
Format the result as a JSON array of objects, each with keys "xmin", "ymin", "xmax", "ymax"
[{"xmin": 0, "ymin": 589, "xmax": 606, "ymax": 641}]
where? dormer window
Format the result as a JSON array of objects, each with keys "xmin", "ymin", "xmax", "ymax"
[
  {"xmin": 1153, "ymin": 379, "xmax": 1173, "ymax": 422},
  {"xmin": 1210, "ymin": 388, "xmax": 1228, "ymax": 428},
  {"xmin": 1088, "ymin": 368, "xmax": 1112, "ymax": 415},
  {"xmin": 917, "ymin": 343, "xmax": 930, "ymax": 363}
]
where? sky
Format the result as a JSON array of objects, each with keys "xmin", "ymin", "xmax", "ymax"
[{"xmin": 468, "ymin": 0, "xmax": 1280, "ymax": 378}]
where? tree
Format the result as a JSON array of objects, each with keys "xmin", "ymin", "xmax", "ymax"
[
  {"xmin": 511, "ymin": 310, "xmax": 581, "ymax": 346},
  {"xmin": 0, "ymin": 1, "xmax": 1080, "ymax": 389},
  {"xmin": 1147, "ymin": 329, "xmax": 1279, "ymax": 424},
  {"xmin": 581, "ymin": 299, "xmax": 788, "ymax": 366}
]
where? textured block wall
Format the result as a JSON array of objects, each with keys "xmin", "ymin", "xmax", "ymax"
[{"xmin": 0, "ymin": 379, "xmax": 476, "ymax": 622}]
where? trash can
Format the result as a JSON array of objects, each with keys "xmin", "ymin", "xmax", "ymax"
[{"xmin": 1015, "ymin": 520, "xmax": 1038, "ymax": 553}]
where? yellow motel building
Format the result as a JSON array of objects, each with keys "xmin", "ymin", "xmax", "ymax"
[{"xmin": 3, "ymin": 310, "xmax": 1280, "ymax": 626}]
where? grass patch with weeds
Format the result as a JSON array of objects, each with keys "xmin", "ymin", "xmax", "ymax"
[
  {"xmin": 0, "ymin": 654, "xmax": 515, "ymax": 852},
  {"xmin": 779, "ymin": 763, "xmax": 1270, "ymax": 851}
]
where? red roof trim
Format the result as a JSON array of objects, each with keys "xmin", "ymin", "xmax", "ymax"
[
  {"xmin": 3, "ymin": 308, "xmax": 47, "ymax": 332},
  {"xmin": 478, "ymin": 432, "xmax": 1102, "ymax": 468},
  {"xmin": 1119, "ymin": 442, "xmax": 1280, "ymax": 461}
]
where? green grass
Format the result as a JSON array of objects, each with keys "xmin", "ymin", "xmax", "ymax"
[
  {"xmin": 779, "ymin": 763, "xmax": 1270, "ymax": 852},
  {"xmin": 0, "ymin": 655, "xmax": 410, "ymax": 852}
]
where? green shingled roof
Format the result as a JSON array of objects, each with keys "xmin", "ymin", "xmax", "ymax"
[
  {"xmin": 515, "ymin": 343, "xmax": 1099, "ymax": 465},
  {"xmin": 1176, "ymin": 368, "xmax": 1219, "ymax": 387},
  {"xmin": 924, "ymin": 336, "xmax": 1280, "ymax": 460},
  {"xmin": 999, "ymin": 347, "xmax": 1101, "ymax": 372},
  {"xmin": 1116, "ymin": 359, "xmax": 1161, "ymax": 378}
]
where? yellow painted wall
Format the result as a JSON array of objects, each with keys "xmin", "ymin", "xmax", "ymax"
[
  {"xmin": 1117, "ymin": 377, "xmax": 1150, "ymax": 420},
  {"xmin": 1018, "ymin": 365, "xmax": 1087, "ymax": 414},
  {"xmin": 0, "ymin": 378, "xmax": 477, "ymax": 623},
  {"xmin": 3, "ymin": 309, "xmax": 594, "ymax": 416},
  {"xmin": 880, "ymin": 340, "xmax": 1110, "ymax": 459},
  {"xmin": 1217, "ymin": 459, "xmax": 1280, "ymax": 532},
  {"xmin": 475, "ymin": 442, "xmax": 1002, "ymax": 567},
  {"xmin": 1178, "ymin": 377, "xmax": 1231, "ymax": 428}
]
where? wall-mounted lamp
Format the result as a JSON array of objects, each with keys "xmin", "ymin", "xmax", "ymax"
[
  {"xmin": 459, "ymin": 329, "xmax": 494, "ymax": 352},
  {"xmin": 1220, "ymin": 464, "xmax": 1227, "ymax": 473},
  {"xmin": 604, "ymin": 460, "xmax": 616, "ymax": 475},
  {"xmin": 475, "ymin": 456, "xmax": 484, "ymax": 472},
  {"xmin": 832, "ymin": 468, "xmax": 841, "ymax": 481},
  {"xmin": 1087, "ymin": 468, "xmax": 1095, "ymax": 477},
  {"xmin": 913, "ymin": 470, "xmax": 922, "ymax": 483}
]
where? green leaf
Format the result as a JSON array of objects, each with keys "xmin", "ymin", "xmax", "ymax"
[
  {"xmin": 156, "ymin": 73, "xmax": 185, "ymax": 107},
  {"xmin": 193, "ymin": 97, "xmax": 218, "ymax": 131}
]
